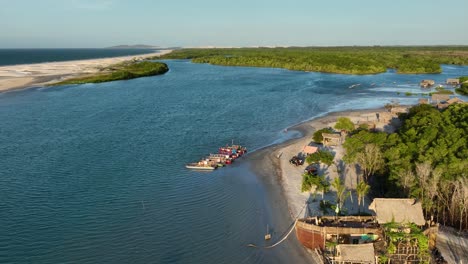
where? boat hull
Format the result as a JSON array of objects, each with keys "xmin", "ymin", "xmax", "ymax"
[
  {"xmin": 185, "ymin": 165, "xmax": 216, "ymax": 170},
  {"xmin": 295, "ymin": 220, "xmax": 325, "ymax": 250}
]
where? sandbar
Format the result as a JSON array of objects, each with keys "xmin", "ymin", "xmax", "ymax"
[{"xmin": 0, "ymin": 50, "xmax": 172, "ymax": 92}]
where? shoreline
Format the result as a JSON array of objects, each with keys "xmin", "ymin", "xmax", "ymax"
[
  {"xmin": 0, "ymin": 50, "xmax": 173, "ymax": 92},
  {"xmin": 246, "ymin": 106, "xmax": 397, "ymax": 261}
]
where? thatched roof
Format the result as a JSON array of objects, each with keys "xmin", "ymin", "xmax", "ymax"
[
  {"xmin": 431, "ymin": 94, "xmax": 450, "ymax": 102},
  {"xmin": 446, "ymin": 78, "xmax": 460, "ymax": 84},
  {"xmin": 322, "ymin": 133, "xmax": 341, "ymax": 139},
  {"xmin": 303, "ymin": 145, "xmax": 318, "ymax": 154},
  {"xmin": 446, "ymin": 97, "xmax": 464, "ymax": 104},
  {"xmin": 368, "ymin": 198, "xmax": 425, "ymax": 225},
  {"xmin": 336, "ymin": 243, "xmax": 375, "ymax": 264}
]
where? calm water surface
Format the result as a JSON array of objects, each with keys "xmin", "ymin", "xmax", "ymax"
[
  {"xmin": 0, "ymin": 49, "xmax": 156, "ymax": 66},
  {"xmin": 0, "ymin": 61, "xmax": 467, "ymax": 263}
]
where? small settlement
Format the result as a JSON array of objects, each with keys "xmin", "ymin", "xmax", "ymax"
[
  {"xmin": 185, "ymin": 144, "xmax": 247, "ymax": 170},
  {"xmin": 296, "ymin": 193, "xmax": 437, "ymax": 263},
  {"xmin": 285, "ymin": 93, "xmax": 467, "ymax": 263}
]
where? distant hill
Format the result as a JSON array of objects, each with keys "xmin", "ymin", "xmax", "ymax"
[{"xmin": 106, "ymin": 45, "xmax": 159, "ymax": 49}]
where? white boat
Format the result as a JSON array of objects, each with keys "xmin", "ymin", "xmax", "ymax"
[{"xmin": 185, "ymin": 163, "xmax": 216, "ymax": 170}]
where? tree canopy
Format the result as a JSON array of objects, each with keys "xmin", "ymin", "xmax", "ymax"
[
  {"xmin": 343, "ymin": 103, "xmax": 468, "ymax": 230},
  {"xmin": 312, "ymin": 127, "xmax": 333, "ymax": 143},
  {"xmin": 334, "ymin": 117, "xmax": 355, "ymax": 132},
  {"xmin": 161, "ymin": 46, "xmax": 468, "ymax": 75}
]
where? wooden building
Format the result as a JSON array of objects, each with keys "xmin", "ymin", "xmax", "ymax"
[
  {"xmin": 446, "ymin": 97, "xmax": 464, "ymax": 105},
  {"xmin": 368, "ymin": 198, "xmax": 425, "ymax": 226},
  {"xmin": 446, "ymin": 78, "xmax": 460, "ymax": 85},
  {"xmin": 431, "ymin": 94, "xmax": 450, "ymax": 104},
  {"xmin": 295, "ymin": 216, "xmax": 381, "ymax": 251},
  {"xmin": 322, "ymin": 133, "xmax": 341, "ymax": 146},
  {"xmin": 335, "ymin": 244, "xmax": 376, "ymax": 264},
  {"xmin": 420, "ymin": 79, "xmax": 435, "ymax": 88}
]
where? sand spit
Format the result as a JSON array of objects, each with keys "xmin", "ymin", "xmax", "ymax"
[{"xmin": 0, "ymin": 50, "xmax": 172, "ymax": 92}]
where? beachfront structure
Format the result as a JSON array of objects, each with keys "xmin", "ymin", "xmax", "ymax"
[
  {"xmin": 335, "ymin": 244, "xmax": 376, "ymax": 264},
  {"xmin": 322, "ymin": 133, "xmax": 341, "ymax": 146},
  {"xmin": 437, "ymin": 97, "xmax": 464, "ymax": 109},
  {"xmin": 431, "ymin": 94, "xmax": 450, "ymax": 104},
  {"xmin": 295, "ymin": 216, "xmax": 381, "ymax": 251},
  {"xmin": 368, "ymin": 198, "xmax": 425, "ymax": 226},
  {"xmin": 420, "ymin": 79, "xmax": 435, "ymax": 88},
  {"xmin": 446, "ymin": 97, "xmax": 464, "ymax": 105},
  {"xmin": 446, "ymin": 78, "xmax": 460, "ymax": 85},
  {"xmin": 302, "ymin": 145, "xmax": 318, "ymax": 155}
]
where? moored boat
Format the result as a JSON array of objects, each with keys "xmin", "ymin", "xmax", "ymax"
[{"xmin": 185, "ymin": 163, "xmax": 217, "ymax": 170}]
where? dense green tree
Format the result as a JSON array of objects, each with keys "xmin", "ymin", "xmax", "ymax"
[
  {"xmin": 161, "ymin": 46, "xmax": 468, "ymax": 75},
  {"xmin": 334, "ymin": 117, "xmax": 355, "ymax": 133},
  {"xmin": 312, "ymin": 128, "xmax": 333, "ymax": 143},
  {"xmin": 306, "ymin": 150, "xmax": 335, "ymax": 166},
  {"xmin": 342, "ymin": 103, "xmax": 468, "ymax": 229}
]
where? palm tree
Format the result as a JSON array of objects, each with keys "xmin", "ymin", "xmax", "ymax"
[
  {"xmin": 356, "ymin": 181, "xmax": 370, "ymax": 214},
  {"xmin": 332, "ymin": 177, "xmax": 349, "ymax": 211}
]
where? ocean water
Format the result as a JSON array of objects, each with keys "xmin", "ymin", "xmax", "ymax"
[
  {"xmin": 0, "ymin": 61, "xmax": 467, "ymax": 264},
  {"xmin": 0, "ymin": 49, "xmax": 157, "ymax": 66}
]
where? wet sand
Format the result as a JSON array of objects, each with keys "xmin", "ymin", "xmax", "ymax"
[
  {"xmin": 0, "ymin": 50, "xmax": 172, "ymax": 92},
  {"xmin": 247, "ymin": 107, "xmax": 396, "ymax": 262}
]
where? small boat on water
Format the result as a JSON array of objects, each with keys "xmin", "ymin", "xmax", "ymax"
[
  {"xmin": 186, "ymin": 141, "xmax": 247, "ymax": 171},
  {"xmin": 185, "ymin": 162, "xmax": 217, "ymax": 170}
]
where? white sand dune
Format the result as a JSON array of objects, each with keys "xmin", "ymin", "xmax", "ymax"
[{"xmin": 0, "ymin": 50, "xmax": 172, "ymax": 91}]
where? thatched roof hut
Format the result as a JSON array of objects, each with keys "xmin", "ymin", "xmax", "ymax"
[
  {"xmin": 446, "ymin": 78, "xmax": 460, "ymax": 85},
  {"xmin": 336, "ymin": 243, "xmax": 375, "ymax": 264},
  {"xmin": 420, "ymin": 79, "xmax": 435, "ymax": 88},
  {"xmin": 446, "ymin": 97, "xmax": 464, "ymax": 105},
  {"xmin": 322, "ymin": 133, "xmax": 341, "ymax": 146},
  {"xmin": 368, "ymin": 198, "xmax": 425, "ymax": 226},
  {"xmin": 431, "ymin": 94, "xmax": 450, "ymax": 104}
]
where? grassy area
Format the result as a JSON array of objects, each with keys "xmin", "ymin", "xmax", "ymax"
[
  {"xmin": 52, "ymin": 61, "xmax": 169, "ymax": 85},
  {"xmin": 160, "ymin": 46, "xmax": 468, "ymax": 75}
]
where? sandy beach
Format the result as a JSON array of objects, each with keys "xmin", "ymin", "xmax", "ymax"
[
  {"xmin": 251, "ymin": 108, "xmax": 397, "ymax": 219},
  {"xmin": 0, "ymin": 50, "xmax": 172, "ymax": 92},
  {"xmin": 247, "ymin": 107, "xmax": 401, "ymax": 262}
]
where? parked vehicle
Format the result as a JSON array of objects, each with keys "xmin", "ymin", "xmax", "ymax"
[{"xmin": 289, "ymin": 156, "xmax": 304, "ymax": 166}]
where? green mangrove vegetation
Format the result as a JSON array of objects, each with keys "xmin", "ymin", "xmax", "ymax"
[
  {"xmin": 161, "ymin": 46, "xmax": 468, "ymax": 75},
  {"xmin": 456, "ymin": 76, "xmax": 468, "ymax": 95},
  {"xmin": 343, "ymin": 103, "xmax": 468, "ymax": 231},
  {"xmin": 53, "ymin": 61, "xmax": 169, "ymax": 85}
]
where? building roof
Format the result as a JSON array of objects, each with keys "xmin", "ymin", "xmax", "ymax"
[
  {"xmin": 446, "ymin": 97, "xmax": 464, "ymax": 104},
  {"xmin": 303, "ymin": 145, "xmax": 318, "ymax": 154},
  {"xmin": 420, "ymin": 79, "xmax": 435, "ymax": 84},
  {"xmin": 368, "ymin": 198, "xmax": 425, "ymax": 225},
  {"xmin": 431, "ymin": 94, "xmax": 450, "ymax": 102},
  {"xmin": 336, "ymin": 243, "xmax": 375, "ymax": 264},
  {"xmin": 446, "ymin": 78, "xmax": 460, "ymax": 83},
  {"xmin": 322, "ymin": 133, "xmax": 341, "ymax": 139}
]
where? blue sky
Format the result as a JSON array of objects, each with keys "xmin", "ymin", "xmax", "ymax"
[{"xmin": 0, "ymin": 0, "xmax": 467, "ymax": 48}]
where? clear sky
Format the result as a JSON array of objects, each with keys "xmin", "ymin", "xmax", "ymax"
[{"xmin": 1, "ymin": 0, "xmax": 467, "ymax": 48}]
